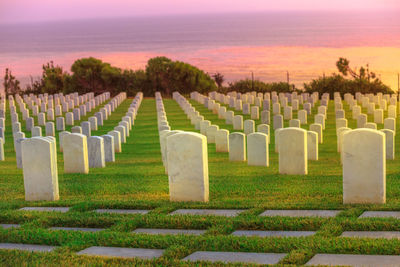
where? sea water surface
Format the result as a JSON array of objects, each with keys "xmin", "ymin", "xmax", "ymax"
[{"xmin": 0, "ymin": 11, "xmax": 399, "ymax": 89}]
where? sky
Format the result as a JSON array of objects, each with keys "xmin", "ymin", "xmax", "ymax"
[{"xmin": 0, "ymin": 0, "xmax": 399, "ymax": 24}]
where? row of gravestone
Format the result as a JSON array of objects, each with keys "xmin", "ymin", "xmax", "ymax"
[
  {"xmin": 16, "ymin": 92, "xmax": 142, "ymax": 202},
  {"xmin": 12, "ymin": 92, "xmax": 109, "ymax": 121},
  {"xmin": 191, "ymin": 92, "xmax": 326, "ymax": 151},
  {"xmin": 13, "ymin": 92, "xmax": 109, "ymax": 133},
  {"xmin": 190, "ymin": 91, "xmax": 327, "ymax": 145},
  {"xmin": 10, "ymin": 92, "xmax": 124, "ymax": 167},
  {"xmin": 4, "ymin": 92, "xmax": 110, "ymax": 152},
  {"xmin": 180, "ymin": 92, "xmax": 318, "ymax": 169},
  {"xmin": 171, "ymin": 91, "xmax": 393, "ymax": 205}
]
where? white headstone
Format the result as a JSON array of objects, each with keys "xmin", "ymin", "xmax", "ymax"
[
  {"xmin": 247, "ymin": 132, "xmax": 269, "ymax": 166},
  {"xmin": 21, "ymin": 137, "xmax": 59, "ymax": 201},
  {"xmin": 167, "ymin": 132, "xmax": 209, "ymax": 202},
  {"xmin": 63, "ymin": 133, "xmax": 89, "ymax": 174},
  {"xmin": 343, "ymin": 129, "xmax": 385, "ymax": 204},
  {"xmin": 278, "ymin": 128, "xmax": 307, "ymax": 175}
]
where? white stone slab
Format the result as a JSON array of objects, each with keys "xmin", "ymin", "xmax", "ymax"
[
  {"xmin": 49, "ymin": 227, "xmax": 105, "ymax": 232},
  {"xmin": 260, "ymin": 210, "xmax": 341, "ymax": 218},
  {"xmin": 132, "ymin": 228, "xmax": 206, "ymax": 235},
  {"xmin": 0, "ymin": 224, "xmax": 20, "ymax": 229},
  {"xmin": 306, "ymin": 254, "xmax": 400, "ymax": 267},
  {"xmin": 359, "ymin": 211, "xmax": 400, "ymax": 219},
  {"xmin": 232, "ymin": 230, "xmax": 315, "ymax": 237},
  {"xmin": 170, "ymin": 209, "xmax": 245, "ymax": 217},
  {"xmin": 19, "ymin": 207, "xmax": 70, "ymax": 213},
  {"xmin": 94, "ymin": 209, "xmax": 149, "ymax": 215},
  {"xmin": 183, "ymin": 251, "xmax": 287, "ymax": 265},
  {"xmin": 77, "ymin": 246, "xmax": 164, "ymax": 259},
  {"xmin": 0, "ymin": 243, "xmax": 57, "ymax": 252},
  {"xmin": 341, "ymin": 231, "xmax": 400, "ymax": 239}
]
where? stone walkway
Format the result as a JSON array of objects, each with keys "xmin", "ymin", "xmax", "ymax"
[
  {"xmin": 76, "ymin": 247, "xmax": 165, "ymax": 259},
  {"xmin": 19, "ymin": 207, "xmax": 70, "ymax": 213},
  {"xmin": 359, "ymin": 211, "xmax": 400, "ymax": 218},
  {"xmin": 260, "ymin": 210, "xmax": 341, "ymax": 217},
  {"xmin": 305, "ymin": 254, "xmax": 400, "ymax": 266},
  {"xmin": 94, "ymin": 209, "xmax": 149, "ymax": 215},
  {"xmin": 0, "ymin": 224, "xmax": 20, "ymax": 229},
  {"xmin": 232, "ymin": 230, "xmax": 315, "ymax": 237},
  {"xmin": 132, "ymin": 228, "xmax": 206, "ymax": 235},
  {"xmin": 183, "ymin": 251, "xmax": 287, "ymax": 264},
  {"xmin": 169, "ymin": 209, "xmax": 245, "ymax": 217},
  {"xmin": 341, "ymin": 231, "xmax": 400, "ymax": 239},
  {"xmin": 0, "ymin": 243, "xmax": 57, "ymax": 252},
  {"xmin": 49, "ymin": 227, "xmax": 105, "ymax": 232}
]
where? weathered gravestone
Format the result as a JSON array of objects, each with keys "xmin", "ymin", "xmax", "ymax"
[
  {"xmin": 59, "ymin": 131, "xmax": 71, "ymax": 152},
  {"xmin": 342, "ymin": 129, "xmax": 385, "ymax": 204},
  {"xmin": 289, "ymin": 119, "xmax": 300, "ymax": 128},
  {"xmin": 273, "ymin": 114, "xmax": 283, "ymax": 130},
  {"xmin": 88, "ymin": 136, "xmax": 105, "ymax": 168},
  {"xmin": 257, "ymin": 124, "xmax": 270, "ymax": 143},
  {"xmin": 81, "ymin": 121, "xmax": 91, "ymax": 137},
  {"xmin": 380, "ymin": 129, "xmax": 395, "ymax": 160},
  {"xmin": 45, "ymin": 122, "xmax": 55, "ymax": 136},
  {"xmin": 309, "ymin": 123, "xmax": 323, "ymax": 144},
  {"xmin": 206, "ymin": 125, "xmax": 219, "ymax": 144},
  {"xmin": 251, "ymin": 106, "xmax": 259, "ymax": 120},
  {"xmin": 298, "ymin": 110, "xmax": 307, "ymax": 124},
  {"xmin": 167, "ymin": 132, "xmax": 209, "ymax": 202},
  {"xmin": 247, "ymin": 132, "xmax": 268, "ymax": 166},
  {"xmin": 357, "ymin": 114, "xmax": 367, "ymax": 128},
  {"xmin": 0, "ymin": 138, "xmax": 4, "ymax": 161},
  {"xmin": 107, "ymin": 130, "xmax": 122, "ymax": 153},
  {"xmin": 31, "ymin": 126, "xmax": 42, "ymax": 137},
  {"xmin": 261, "ymin": 110, "xmax": 270, "ymax": 124},
  {"xmin": 215, "ymin": 129, "xmax": 229, "ymax": 152},
  {"xmin": 89, "ymin": 116, "xmax": 98, "ymax": 131},
  {"xmin": 66, "ymin": 112, "xmax": 74, "ymax": 126},
  {"xmin": 102, "ymin": 135, "xmax": 115, "ymax": 162},
  {"xmin": 384, "ymin": 118, "xmax": 396, "ymax": 133},
  {"xmin": 21, "ymin": 137, "xmax": 59, "ymax": 201},
  {"xmin": 244, "ymin": 120, "xmax": 255, "ymax": 135},
  {"xmin": 229, "ymin": 132, "xmax": 246, "ymax": 162},
  {"xmin": 233, "ymin": 115, "xmax": 243, "ymax": 130},
  {"xmin": 114, "ymin": 125, "xmax": 126, "ymax": 143},
  {"xmin": 279, "ymin": 128, "xmax": 307, "ymax": 175},
  {"xmin": 71, "ymin": 126, "xmax": 82, "ymax": 134},
  {"xmin": 63, "ymin": 133, "xmax": 89, "ymax": 174},
  {"xmin": 56, "ymin": 117, "xmax": 65, "ymax": 131},
  {"xmin": 307, "ymin": 131, "xmax": 318, "ymax": 161}
]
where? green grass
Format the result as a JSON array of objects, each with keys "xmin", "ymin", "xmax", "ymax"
[{"xmin": 0, "ymin": 96, "xmax": 400, "ymax": 266}]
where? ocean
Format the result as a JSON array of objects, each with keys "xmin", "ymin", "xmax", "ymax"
[{"xmin": 0, "ymin": 11, "xmax": 399, "ymax": 90}]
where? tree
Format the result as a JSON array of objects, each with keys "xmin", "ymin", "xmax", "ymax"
[
  {"xmin": 41, "ymin": 61, "xmax": 68, "ymax": 94},
  {"xmin": 145, "ymin": 56, "xmax": 216, "ymax": 96},
  {"xmin": 145, "ymin": 56, "xmax": 174, "ymax": 96},
  {"xmin": 119, "ymin": 69, "xmax": 150, "ymax": 96},
  {"xmin": 304, "ymin": 74, "xmax": 393, "ymax": 97},
  {"xmin": 212, "ymin": 72, "xmax": 224, "ymax": 88},
  {"xmin": 69, "ymin": 57, "xmax": 121, "ymax": 94},
  {"xmin": 332, "ymin": 57, "xmax": 393, "ymax": 95},
  {"xmin": 336, "ymin": 57, "xmax": 378, "ymax": 83},
  {"xmin": 3, "ymin": 68, "xmax": 21, "ymax": 96}
]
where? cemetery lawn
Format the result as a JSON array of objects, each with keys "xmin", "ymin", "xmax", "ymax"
[{"xmin": 1, "ymin": 97, "xmax": 400, "ymax": 266}]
